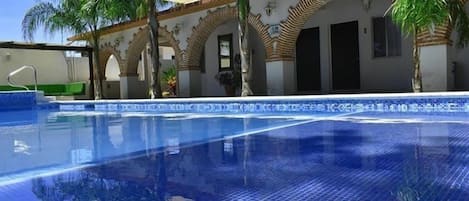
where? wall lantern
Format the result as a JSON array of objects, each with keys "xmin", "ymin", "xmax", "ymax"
[
  {"xmin": 362, "ymin": 0, "xmax": 371, "ymax": 11},
  {"xmin": 265, "ymin": 1, "xmax": 276, "ymax": 17}
]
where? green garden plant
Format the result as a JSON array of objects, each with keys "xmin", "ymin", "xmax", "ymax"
[{"xmin": 388, "ymin": 0, "xmax": 469, "ymax": 92}]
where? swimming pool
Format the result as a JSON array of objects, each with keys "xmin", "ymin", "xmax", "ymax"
[{"xmin": 1, "ymin": 92, "xmax": 469, "ymax": 200}]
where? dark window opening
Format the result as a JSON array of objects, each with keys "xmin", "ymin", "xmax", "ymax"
[{"xmin": 373, "ymin": 16, "xmax": 402, "ymax": 58}]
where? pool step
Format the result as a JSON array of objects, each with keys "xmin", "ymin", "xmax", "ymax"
[
  {"xmin": 36, "ymin": 91, "xmax": 46, "ymax": 103},
  {"xmin": 35, "ymin": 92, "xmax": 58, "ymax": 110},
  {"xmin": 36, "ymin": 91, "xmax": 56, "ymax": 105}
]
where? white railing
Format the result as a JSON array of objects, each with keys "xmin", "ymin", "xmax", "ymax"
[{"xmin": 7, "ymin": 65, "xmax": 38, "ymax": 91}]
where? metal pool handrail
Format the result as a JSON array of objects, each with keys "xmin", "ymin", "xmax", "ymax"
[{"xmin": 7, "ymin": 65, "xmax": 38, "ymax": 91}]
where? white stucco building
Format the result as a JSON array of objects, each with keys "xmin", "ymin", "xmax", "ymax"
[{"xmin": 67, "ymin": 0, "xmax": 469, "ymax": 98}]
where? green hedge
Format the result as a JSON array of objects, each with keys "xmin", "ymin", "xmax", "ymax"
[{"xmin": 0, "ymin": 82, "xmax": 86, "ymax": 96}]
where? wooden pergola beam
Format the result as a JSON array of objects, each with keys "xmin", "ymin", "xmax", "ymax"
[{"xmin": 0, "ymin": 41, "xmax": 92, "ymax": 52}]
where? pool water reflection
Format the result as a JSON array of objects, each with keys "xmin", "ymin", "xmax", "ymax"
[
  {"xmin": 0, "ymin": 110, "xmax": 309, "ymax": 183},
  {"xmin": 1, "ymin": 112, "xmax": 469, "ymax": 200}
]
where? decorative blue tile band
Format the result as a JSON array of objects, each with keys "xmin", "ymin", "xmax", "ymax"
[{"xmin": 56, "ymin": 93, "xmax": 469, "ymax": 114}]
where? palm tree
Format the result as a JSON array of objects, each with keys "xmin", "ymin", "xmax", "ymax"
[
  {"xmin": 107, "ymin": 0, "xmax": 148, "ymax": 21},
  {"xmin": 388, "ymin": 0, "xmax": 469, "ymax": 92},
  {"xmin": 144, "ymin": 0, "xmax": 170, "ymax": 99},
  {"xmin": 238, "ymin": 0, "xmax": 253, "ymax": 96},
  {"xmin": 147, "ymin": 0, "xmax": 163, "ymax": 98},
  {"xmin": 22, "ymin": 0, "xmax": 144, "ymax": 99}
]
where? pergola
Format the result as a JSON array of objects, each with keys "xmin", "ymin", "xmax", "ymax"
[{"xmin": 0, "ymin": 41, "xmax": 95, "ymax": 99}]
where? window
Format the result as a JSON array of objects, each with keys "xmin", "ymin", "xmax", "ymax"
[
  {"xmin": 373, "ymin": 16, "xmax": 402, "ymax": 57},
  {"xmin": 218, "ymin": 34, "xmax": 233, "ymax": 71}
]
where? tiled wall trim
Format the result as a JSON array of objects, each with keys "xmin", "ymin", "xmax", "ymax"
[{"xmin": 57, "ymin": 93, "xmax": 469, "ymax": 114}]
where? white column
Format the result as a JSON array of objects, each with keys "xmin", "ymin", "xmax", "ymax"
[
  {"xmin": 178, "ymin": 69, "xmax": 201, "ymax": 97},
  {"xmin": 266, "ymin": 60, "xmax": 295, "ymax": 95},
  {"xmin": 144, "ymin": 45, "xmax": 152, "ymax": 87},
  {"xmin": 120, "ymin": 74, "xmax": 139, "ymax": 99},
  {"xmin": 420, "ymin": 44, "xmax": 454, "ymax": 91}
]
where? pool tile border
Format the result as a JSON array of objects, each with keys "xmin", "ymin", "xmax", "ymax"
[{"xmin": 55, "ymin": 92, "xmax": 469, "ymax": 113}]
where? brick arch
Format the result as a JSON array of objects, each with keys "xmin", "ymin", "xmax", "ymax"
[
  {"xmin": 100, "ymin": 42, "xmax": 123, "ymax": 79},
  {"xmin": 417, "ymin": 22, "xmax": 452, "ymax": 47},
  {"xmin": 184, "ymin": 6, "xmax": 272, "ymax": 69},
  {"xmin": 275, "ymin": 0, "xmax": 331, "ymax": 60},
  {"xmin": 125, "ymin": 26, "xmax": 182, "ymax": 74}
]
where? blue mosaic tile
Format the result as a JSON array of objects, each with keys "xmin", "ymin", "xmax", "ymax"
[
  {"xmin": 37, "ymin": 102, "xmax": 59, "ymax": 110},
  {"xmin": 0, "ymin": 91, "xmax": 37, "ymax": 110},
  {"xmin": 56, "ymin": 94, "xmax": 469, "ymax": 114}
]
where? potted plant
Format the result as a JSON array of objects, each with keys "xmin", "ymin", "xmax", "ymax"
[
  {"xmin": 215, "ymin": 69, "xmax": 241, "ymax": 96},
  {"xmin": 162, "ymin": 66, "xmax": 177, "ymax": 97}
]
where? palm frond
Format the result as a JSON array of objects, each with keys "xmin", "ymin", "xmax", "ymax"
[
  {"xmin": 388, "ymin": 0, "xmax": 449, "ymax": 36},
  {"xmin": 238, "ymin": 0, "xmax": 250, "ymax": 20},
  {"xmin": 21, "ymin": 2, "xmax": 58, "ymax": 42},
  {"xmin": 447, "ymin": 0, "xmax": 469, "ymax": 47}
]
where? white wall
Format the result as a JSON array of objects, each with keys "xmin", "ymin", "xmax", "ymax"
[
  {"xmin": 0, "ymin": 49, "xmax": 70, "ymax": 85},
  {"xmin": 0, "ymin": 47, "xmax": 92, "ymax": 95},
  {"xmin": 66, "ymin": 56, "xmax": 90, "ymax": 82},
  {"xmin": 99, "ymin": 26, "xmax": 144, "ymax": 61},
  {"xmin": 301, "ymin": 0, "xmax": 413, "ymax": 93}
]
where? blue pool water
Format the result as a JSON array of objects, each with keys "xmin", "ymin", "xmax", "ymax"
[{"xmin": 1, "ymin": 108, "xmax": 469, "ymax": 200}]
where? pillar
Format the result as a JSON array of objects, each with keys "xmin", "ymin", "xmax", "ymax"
[
  {"xmin": 418, "ymin": 24, "xmax": 453, "ymax": 91},
  {"xmin": 119, "ymin": 73, "xmax": 140, "ymax": 99},
  {"xmin": 420, "ymin": 45, "xmax": 454, "ymax": 91},
  {"xmin": 266, "ymin": 60, "xmax": 295, "ymax": 95},
  {"xmin": 143, "ymin": 45, "xmax": 152, "ymax": 93},
  {"xmin": 177, "ymin": 68, "xmax": 201, "ymax": 97}
]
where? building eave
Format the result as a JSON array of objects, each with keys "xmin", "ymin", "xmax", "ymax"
[{"xmin": 68, "ymin": 0, "xmax": 235, "ymax": 42}]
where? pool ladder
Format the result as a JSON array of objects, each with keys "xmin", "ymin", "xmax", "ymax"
[{"xmin": 7, "ymin": 65, "xmax": 38, "ymax": 91}]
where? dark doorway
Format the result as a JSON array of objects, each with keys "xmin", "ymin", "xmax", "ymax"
[
  {"xmin": 331, "ymin": 21, "xmax": 360, "ymax": 91},
  {"xmin": 296, "ymin": 27, "xmax": 321, "ymax": 91}
]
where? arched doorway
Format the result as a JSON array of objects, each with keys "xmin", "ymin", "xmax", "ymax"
[
  {"xmin": 104, "ymin": 54, "xmax": 121, "ymax": 99},
  {"xmin": 100, "ymin": 46, "xmax": 123, "ymax": 99},
  {"xmin": 183, "ymin": 6, "xmax": 271, "ymax": 97},
  {"xmin": 198, "ymin": 20, "xmax": 267, "ymax": 96},
  {"xmin": 125, "ymin": 27, "xmax": 181, "ymax": 98}
]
